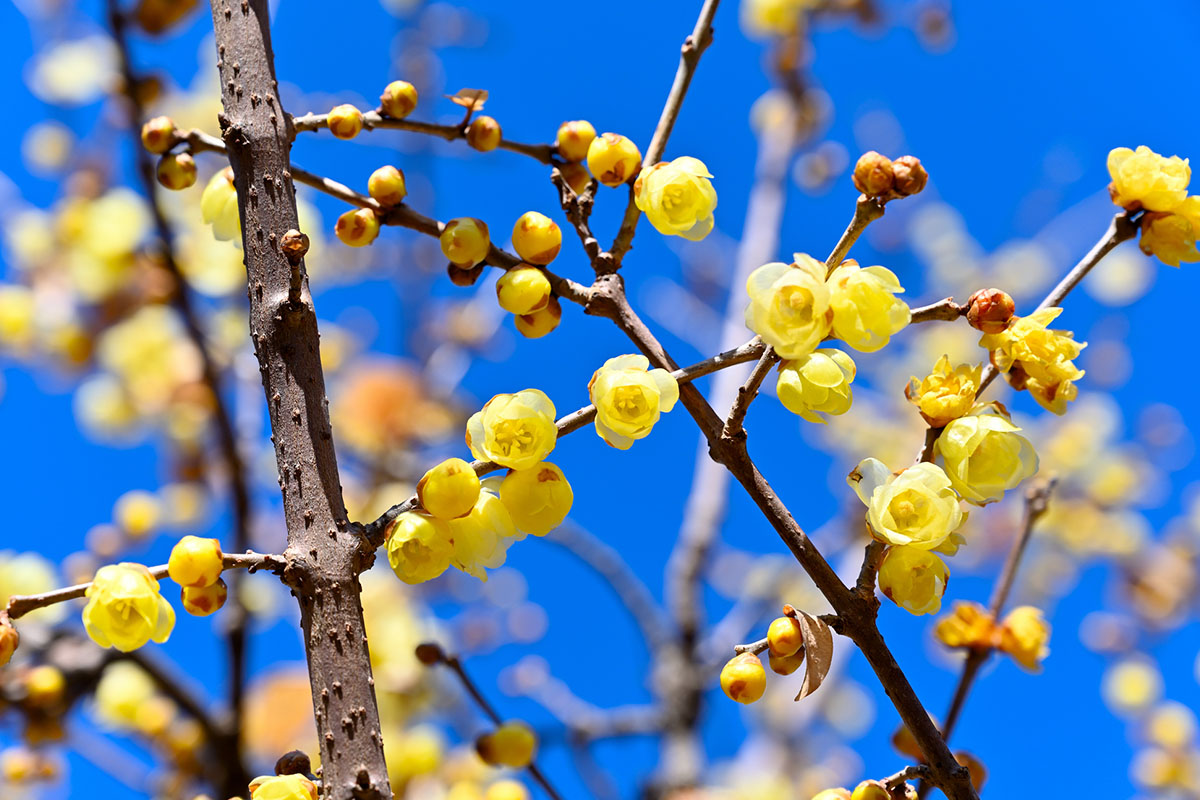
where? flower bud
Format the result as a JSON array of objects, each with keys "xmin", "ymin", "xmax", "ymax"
[
  {"xmin": 768, "ymin": 648, "xmax": 805, "ymax": 676},
  {"xmin": 892, "ymin": 155, "xmax": 928, "ymax": 196},
  {"xmin": 850, "ymin": 781, "xmax": 890, "ymax": 800},
  {"xmin": 417, "ymin": 458, "xmax": 482, "ymax": 520},
  {"xmin": 466, "ymin": 116, "xmax": 502, "ymax": 152},
  {"xmin": 476, "ymin": 720, "xmax": 537, "ymax": 768},
  {"xmin": 168, "ymin": 535, "xmax": 224, "ymax": 588},
  {"xmin": 767, "ymin": 615, "xmax": 804, "ymax": 657},
  {"xmin": 275, "ymin": 750, "xmax": 313, "ymax": 777},
  {"xmin": 156, "ymin": 152, "xmax": 197, "ymax": 190},
  {"xmin": 448, "ymin": 262, "xmax": 485, "ymax": 287},
  {"xmin": 499, "ymin": 462, "xmax": 573, "ymax": 536},
  {"xmin": 965, "ymin": 288, "xmax": 1016, "ymax": 334},
  {"xmin": 181, "ymin": 578, "xmax": 227, "ymax": 617},
  {"xmin": 853, "ymin": 151, "xmax": 894, "ymax": 196},
  {"xmin": 556, "ymin": 120, "xmax": 596, "ymax": 162},
  {"xmin": 335, "ymin": 208, "xmax": 381, "ymax": 247},
  {"xmin": 280, "ymin": 229, "xmax": 310, "ymax": 262},
  {"xmin": 327, "ymin": 104, "xmax": 364, "ymax": 140},
  {"xmin": 248, "ymin": 773, "xmax": 319, "ymax": 800},
  {"xmin": 24, "ymin": 665, "xmax": 65, "ymax": 709},
  {"xmin": 586, "ymin": 133, "xmax": 642, "ymax": 187},
  {"xmin": 440, "ymin": 218, "xmax": 490, "ymax": 267},
  {"xmin": 811, "ymin": 790, "xmax": 852, "ymax": 800},
  {"xmin": 380, "ymin": 80, "xmax": 418, "ymax": 119},
  {"xmin": 559, "ymin": 162, "xmax": 592, "ymax": 195},
  {"xmin": 515, "ymin": 295, "xmax": 562, "ymax": 339},
  {"xmin": 512, "ymin": 211, "xmax": 562, "ymax": 265},
  {"xmin": 720, "ymin": 652, "xmax": 766, "ymax": 704},
  {"xmin": 415, "ymin": 642, "xmax": 444, "ymax": 665},
  {"xmin": 496, "ymin": 266, "xmax": 552, "ymax": 315},
  {"xmin": 140, "ymin": 116, "xmax": 177, "ymax": 154},
  {"xmin": 367, "ymin": 165, "xmax": 407, "ymax": 206},
  {"xmin": 114, "ymin": 489, "xmax": 162, "ymax": 538},
  {"xmin": 0, "ymin": 623, "xmax": 17, "ymax": 667}
]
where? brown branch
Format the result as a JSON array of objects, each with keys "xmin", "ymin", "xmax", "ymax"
[
  {"xmin": 290, "ymin": 109, "xmax": 559, "ymax": 165},
  {"xmin": 884, "ymin": 764, "xmax": 930, "ymax": 790},
  {"xmin": 720, "ymin": 343, "xmax": 777, "ymax": 440},
  {"xmin": 825, "ymin": 195, "xmax": 886, "ymax": 273},
  {"xmin": 910, "ymin": 297, "xmax": 966, "ymax": 323},
  {"xmin": 609, "ymin": 0, "xmax": 722, "ymax": 264},
  {"xmin": 207, "ymin": 3, "xmax": 391, "ymax": 798},
  {"xmin": 732, "ymin": 636, "xmax": 769, "ymax": 655}
]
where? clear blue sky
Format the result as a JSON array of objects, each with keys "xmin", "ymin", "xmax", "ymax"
[{"xmin": 3, "ymin": 0, "xmax": 1200, "ymax": 797}]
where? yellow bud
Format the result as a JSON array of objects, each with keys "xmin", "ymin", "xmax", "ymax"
[
  {"xmin": 467, "ymin": 116, "xmax": 502, "ymax": 152},
  {"xmin": 140, "ymin": 116, "xmax": 177, "ymax": 154},
  {"xmin": 586, "ymin": 133, "xmax": 642, "ymax": 188},
  {"xmin": 767, "ymin": 615, "xmax": 804, "ymax": 657},
  {"xmin": 168, "ymin": 535, "xmax": 224, "ymax": 588},
  {"xmin": 386, "ymin": 511, "xmax": 454, "ymax": 584},
  {"xmin": 588, "ymin": 354, "xmax": 679, "ymax": 450},
  {"xmin": 496, "ymin": 265, "xmax": 552, "ymax": 315},
  {"xmin": 327, "ymin": 104, "xmax": 364, "ymax": 140},
  {"xmin": 24, "ymin": 665, "xmax": 65, "ymax": 708},
  {"xmin": 850, "ymin": 781, "xmax": 890, "ymax": 800},
  {"xmin": 201, "ymin": 166, "xmax": 241, "ymax": 242},
  {"xmin": 134, "ymin": 694, "xmax": 176, "ymax": 738},
  {"xmin": 499, "ymin": 462, "xmax": 573, "ymax": 536},
  {"xmin": 877, "ymin": 546, "xmax": 949, "ymax": 616},
  {"xmin": 485, "ymin": 780, "xmax": 530, "ymax": 800},
  {"xmin": 181, "ymin": 578, "xmax": 228, "ymax": 617},
  {"xmin": 720, "ymin": 652, "xmax": 766, "ymax": 704},
  {"xmin": 156, "ymin": 152, "xmax": 197, "ymax": 190},
  {"xmin": 380, "ymin": 80, "xmax": 419, "ymax": 119},
  {"xmin": 248, "ymin": 773, "xmax": 319, "ymax": 800},
  {"xmin": 417, "ymin": 457, "xmax": 482, "ymax": 520},
  {"xmin": 0, "ymin": 748, "xmax": 37, "ymax": 783},
  {"xmin": 853, "ymin": 151, "xmax": 894, "ymax": 196},
  {"xmin": 556, "ymin": 120, "xmax": 596, "ymax": 162},
  {"xmin": 1107, "ymin": 145, "xmax": 1190, "ymax": 212},
  {"xmin": 827, "ymin": 260, "xmax": 911, "ymax": 353},
  {"xmin": 0, "ymin": 623, "xmax": 17, "ymax": 667},
  {"xmin": 768, "ymin": 648, "xmax": 805, "ymax": 675},
  {"xmin": 441, "ymin": 218, "xmax": 491, "ymax": 267},
  {"xmin": 515, "ymin": 295, "xmax": 562, "ymax": 339},
  {"xmin": 511, "ymin": 211, "xmax": 562, "ymax": 265},
  {"xmin": 466, "ymin": 389, "xmax": 558, "ymax": 471},
  {"xmin": 634, "ymin": 156, "xmax": 717, "ymax": 241},
  {"xmin": 744, "ymin": 256, "xmax": 831, "ymax": 359},
  {"xmin": 476, "ymin": 720, "xmax": 537, "ymax": 768},
  {"xmin": 367, "ymin": 165, "xmax": 407, "ymax": 206},
  {"xmin": 335, "ymin": 208, "xmax": 381, "ymax": 247},
  {"xmin": 559, "ymin": 162, "xmax": 592, "ymax": 195},
  {"xmin": 998, "ymin": 605, "xmax": 1050, "ymax": 671},
  {"xmin": 114, "ymin": 489, "xmax": 162, "ymax": 538},
  {"xmin": 777, "ymin": 348, "xmax": 855, "ymax": 423},
  {"xmin": 811, "ymin": 792, "xmax": 851, "ymax": 800},
  {"xmin": 83, "ymin": 562, "xmax": 175, "ymax": 651}
]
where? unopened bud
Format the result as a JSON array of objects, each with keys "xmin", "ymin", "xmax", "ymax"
[
  {"xmin": 156, "ymin": 152, "xmax": 196, "ymax": 190},
  {"xmin": 447, "ymin": 262, "xmax": 485, "ymax": 288},
  {"xmin": 850, "ymin": 780, "xmax": 890, "ymax": 800},
  {"xmin": 515, "ymin": 295, "xmax": 562, "ymax": 339},
  {"xmin": 367, "ymin": 165, "xmax": 407, "ymax": 206},
  {"xmin": 0, "ymin": 623, "xmax": 18, "ymax": 667},
  {"xmin": 559, "ymin": 162, "xmax": 592, "ymax": 195},
  {"xmin": 328, "ymin": 104, "xmax": 364, "ymax": 140},
  {"xmin": 892, "ymin": 155, "xmax": 928, "ymax": 196},
  {"xmin": 335, "ymin": 208, "xmax": 380, "ymax": 247},
  {"xmin": 853, "ymin": 151, "xmax": 894, "ymax": 196},
  {"xmin": 466, "ymin": 115, "xmax": 502, "ymax": 152},
  {"xmin": 274, "ymin": 750, "xmax": 312, "ymax": 777},
  {"xmin": 414, "ymin": 642, "xmax": 444, "ymax": 665},
  {"xmin": 966, "ymin": 288, "xmax": 1015, "ymax": 334},
  {"xmin": 280, "ymin": 229, "xmax": 310, "ymax": 263},
  {"xmin": 380, "ymin": 80, "xmax": 418, "ymax": 119},
  {"xmin": 555, "ymin": 120, "xmax": 596, "ymax": 163},
  {"xmin": 140, "ymin": 116, "xmax": 177, "ymax": 154},
  {"xmin": 181, "ymin": 578, "xmax": 227, "ymax": 617},
  {"xmin": 719, "ymin": 652, "xmax": 766, "ymax": 704}
]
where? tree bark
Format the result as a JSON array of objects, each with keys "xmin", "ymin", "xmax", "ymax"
[{"xmin": 208, "ymin": 2, "xmax": 391, "ymax": 797}]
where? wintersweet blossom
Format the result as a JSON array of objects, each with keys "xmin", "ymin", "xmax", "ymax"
[
  {"xmin": 466, "ymin": 389, "xmax": 557, "ymax": 470},
  {"xmin": 877, "ymin": 545, "xmax": 950, "ymax": 616},
  {"xmin": 499, "ymin": 462, "xmax": 573, "ymax": 536},
  {"xmin": 826, "ymin": 260, "xmax": 911, "ymax": 352},
  {"xmin": 935, "ymin": 412, "xmax": 1039, "ymax": 505},
  {"xmin": 385, "ymin": 511, "xmax": 454, "ymax": 585},
  {"xmin": 82, "ymin": 563, "xmax": 175, "ymax": 652},
  {"xmin": 588, "ymin": 354, "xmax": 679, "ymax": 449},
  {"xmin": 999, "ymin": 606, "xmax": 1051, "ymax": 671},
  {"xmin": 775, "ymin": 349, "xmax": 855, "ymax": 423},
  {"xmin": 1107, "ymin": 145, "xmax": 1190, "ymax": 212},
  {"xmin": 905, "ymin": 355, "xmax": 981, "ymax": 428},
  {"xmin": 849, "ymin": 458, "xmax": 965, "ymax": 549},
  {"xmin": 979, "ymin": 307, "xmax": 1085, "ymax": 415},
  {"xmin": 633, "ymin": 156, "xmax": 717, "ymax": 241},
  {"xmin": 744, "ymin": 255, "xmax": 832, "ymax": 359},
  {"xmin": 448, "ymin": 489, "xmax": 518, "ymax": 581}
]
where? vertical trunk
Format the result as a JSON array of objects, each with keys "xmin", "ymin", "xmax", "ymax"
[{"xmin": 207, "ymin": 2, "xmax": 391, "ymax": 797}]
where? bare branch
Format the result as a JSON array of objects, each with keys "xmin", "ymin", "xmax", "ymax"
[{"xmin": 910, "ymin": 297, "xmax": 966, "ymax": 324}]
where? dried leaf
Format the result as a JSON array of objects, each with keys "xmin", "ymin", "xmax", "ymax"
[
  {"xmin": 446, "ymin": 88, "xmax": 488, "ymax": 111},
  {"xmin": 794, "ymin": 611, "xmax": 834, "ymax": 701}
]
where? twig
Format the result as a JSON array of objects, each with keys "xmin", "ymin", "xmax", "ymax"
[
  {"xmin": 732, "ymin": 637, "xmax": 769, "ymax": 655},
  {"xmin": 884, "ymin": 764, "xmax": 930, "ymax": 789},
  {"xmin": 910, "ymin": 297, "xmax": 966, "ymax": 324},
  {"xmin": 825, "ymin": 195, "xmax": 886, "ymax": 272},
  {"xmin": 609, "ymin": 0, "xmax": 722, "ymax": 264},
  {"xmin": 720, "ymin": 344, "xmax": 777, "ymax": 440}
]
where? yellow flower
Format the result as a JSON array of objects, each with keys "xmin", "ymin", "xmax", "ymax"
[
  {"xmin": 935, "ymin": 412, "xmax": 1039, "ymax": 505},
  {"xmin": 933, "ymin": 601, "xmax": 996, "ymax": 650},
  {"xmin": 998, "ymin": 606, "xmax": 1050, "ymax": 671},
  {"xmin": 476, "ymin": 721, "xmax": 538, "ymax": 768},
  {"xmin": 82, "ymin": 563, "xmax": 175, "ymax": 652},
  {"xmin": 1107, "ymin": 145, "xmax": 1190, "ymax": 212},
  {"xmin": 588, "ymin": 354, "xmax": 679, "ymax": 449},
  {"xmin": 848, "ymin": 458, "xmax": 965, "ymax": 549},
  {"xmin": 744, "ymin": 256, "xmax": 832, "ymax": 359},
  {"xmin": 200, "ymin": 167, "xmax": 240, "ymax": 242},
  {"xmin": 0, "ymin": 551, "xmax": 63, "ymax": 625},
  {"xmin": 633, "ymin": 156, "xmax": 718, "ymax": 241},
  {"xmin": 877, "ymin": 546, "xmax": 950, "ymax": 616},
  {"xmin": 979, "ymin": 307, "xmax": 1085, "ymax": 415},
  {"xmin": 826, "ymin": 260, "xmax": 911, "ymax": 352},
  {"xmin": 905, "ymin": 355, "xmax": 981, "ymax": 427},
  {"xmin": 249, "ymin": 773, "xmax": 319, "ymax": 800},
  {"xmin": 741, "ymin": 0, "xmax": 815, "ymax": 37},
  {"xmin": 94, "ymin": 662, "xmax": 157, "ymax": 730},
  {"xmin": 499, "ymin": 462, "xmax": 574, "ymax": 536},
  {"xmin": 1139, "ymin": 197, "xmax": 1200, "ymax": 267},
  {"xmin": 385, "ymin": 511, "xmax": 454, "ymax": 585},
  {"xmin": 448, "ymin": 489, "xmax": 517, "ymax": 581},
  {"xmin": 776, "ymin": 348, "xmax": 855, "ymax": 423},
  {"xmin": 466, "ymin": 389, "xmax": 558, "ymax": 470}
]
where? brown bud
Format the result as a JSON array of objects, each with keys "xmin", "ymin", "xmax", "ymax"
[
  {"xmin": 892, "ymin": 155, "xmax": 928, "ymax": 196},
  {"xmin": 414, "ymin": 642, "xmax": 444, "ymax": 665},
  {"xmin": 853, "ymin": 151, "xmax": 895, "ymax": 197},
  {"xmin": 966, "ymin": 288, "xmax": 1016, "ymax": 334},
  {"xmin": 274, "ymin": 749, "xmax": 312, "ymax": 776},
  {"xmin": 280, "ymin": 229, "xmax": 310, "ymax": 263},
  {"xmin": 447, "ymin": 262, "xmax": 485, "ymax": 288}
]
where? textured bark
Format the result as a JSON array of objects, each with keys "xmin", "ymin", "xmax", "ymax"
[{"xmin": 208, "ymin": 2, "xmax": 390, "ymax": 797}]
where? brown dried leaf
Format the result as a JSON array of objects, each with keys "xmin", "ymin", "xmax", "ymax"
[
  {"xmin": 446, "ymin": 88, "xmax": 488, "ymax": 111},
  {"xmin": 794, "ymin": 611, "xmax": 834, "ymax": 701}
]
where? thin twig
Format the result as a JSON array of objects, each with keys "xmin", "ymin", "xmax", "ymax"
[
  {"xmin": 884, "ymin": 764, "xmax": 930, "ymax": 789},
  {"xmin": 732, "ymin": 637, "xmax": 769, "ymax": 655},
  {"xmin": 720, "ymin": 343, "xmax": 777, "ymax": 440},
  {"xmin": 910, "ymin": 297, "xmax": 966, "ymax": 324},
  {"xmin": 825, "ymin": 195, "xmax": 886, "ymax": 272}
]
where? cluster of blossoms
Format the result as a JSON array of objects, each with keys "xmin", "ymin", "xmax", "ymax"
[
  {"xmin": 719, "ymin": 612, "xmax": 820, "ymax": 705},
  {"xmin": 1108, "ymin": 145, "xmax": 1200, "ymax": 267},
  {"xmin": 980, "ymin": 303, "xmax": 1086, "ymax": 414},
  {"xmin": 934, "ymin": 601, "xmax": 1051, "ymax": 671}
]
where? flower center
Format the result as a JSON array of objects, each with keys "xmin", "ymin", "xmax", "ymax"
[{"xmin": 610, "ymin": 385, "xmax": 653, "ymax": 422}]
